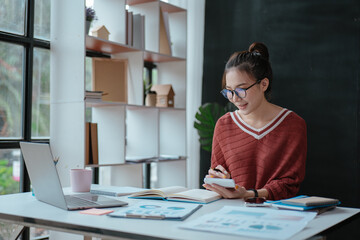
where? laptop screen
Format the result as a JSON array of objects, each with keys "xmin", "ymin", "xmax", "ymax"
[{"xmin": 20, "ymin": 142, "xmax": 68, "ymax": 209}]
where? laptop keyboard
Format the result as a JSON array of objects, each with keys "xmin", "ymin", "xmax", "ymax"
[{"xmin": 65, "ymin": 195, "xmax": 100, "ymax": 207}]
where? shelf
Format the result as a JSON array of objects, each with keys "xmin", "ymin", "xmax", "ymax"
[
  {"xmin": 85, "ymin": 99, "xmax": 127, "ymax": 108},
  {"xmin": 143, "ymin": 51, "xmax": 185, "ymax": 63},
  {"xmin": 85, "ymin": 156, "xmax": 186, "ymax": 168},
  {"xmin": 84, "ymin": 0, "xmax": 187, "ymax": 188},
  {"xmin": 127, "ymin": 0, "xmax": 186, "ymax": 13},
  {"xmin": 85, "ymin": 99, "xmax": 186, "ymax": 111},
  {"xmin": 126, "ymin": 0, "xmax": 156, "ymax": 6},
  {"xmin": 86, "ymin": 36, "xmax": 185, "ymax": 62},
  {"xmin": 159, "ymin": 2, "xmax": 186, "ymax": 13},
  {"xmin": 86, "ymin": 36, "xmax": 138, "ymax": 55}
]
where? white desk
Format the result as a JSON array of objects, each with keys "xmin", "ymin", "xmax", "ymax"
[{"xmin": 0, "ymin": 192, "xmax": 359, "ymax": 240}]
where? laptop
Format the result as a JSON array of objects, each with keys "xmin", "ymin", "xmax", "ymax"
[{"xmin": 19, "ymin": 142, "xmax": 128, "ymax": 210}]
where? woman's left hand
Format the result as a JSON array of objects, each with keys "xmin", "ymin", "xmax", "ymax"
[{"xmin": 202, "ymin": 183, "xmax": 249, "ymax": 199}]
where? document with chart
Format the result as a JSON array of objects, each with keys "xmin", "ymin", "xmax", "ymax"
[
  {"xmin": 108, "ymin": 200, "xmax": 202, "ymax": 220},
  {"xmin": 180, "ymin": 206, "xmax": 317, "ymax": 239}
]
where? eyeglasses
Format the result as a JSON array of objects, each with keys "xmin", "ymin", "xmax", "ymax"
[{"xmin": 220, "ymin": 79, "xmax": 261, "ymax": 100}]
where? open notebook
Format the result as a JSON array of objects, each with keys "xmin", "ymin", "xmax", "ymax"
[{"xmin": 129, "ymin": 186, "xmax": 221, "ymax": 204}]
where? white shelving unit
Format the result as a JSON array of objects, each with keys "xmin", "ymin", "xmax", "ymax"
[{"xmin": 51, "ymin": 0, "xmax": 187, "ymax": 189}]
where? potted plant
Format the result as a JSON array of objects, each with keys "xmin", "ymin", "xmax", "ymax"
[
  {"xmin": 86, "ymin": 7, "xmax": 97, "ymax": 34},
  {"xmin": 194, "ymin": 102, "xmax": 235, "ymax": 151},
  {"xmin": 143, "ymin": 80, "xmax": 156, "ymax": 106}
]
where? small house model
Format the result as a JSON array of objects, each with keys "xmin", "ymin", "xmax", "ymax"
[
  {"xmin": 91, "ymin": 25, "xmax": 110, "ymax": 40},
  {"xmin": 150, "ymin": 84, "xmax": 175, "ymax": 107}
]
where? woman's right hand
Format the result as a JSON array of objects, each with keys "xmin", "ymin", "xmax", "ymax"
[{"xmin": 206, "ymin": 165, "xmax": 231, "ymax": 179}]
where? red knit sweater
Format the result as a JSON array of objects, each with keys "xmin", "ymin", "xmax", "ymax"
[{"xmin": 211, "ymin": 108, "xmax": 307, "ymax": 200}]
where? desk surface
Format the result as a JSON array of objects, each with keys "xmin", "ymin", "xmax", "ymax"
[{"xmin": 0, "ymin": 192, "xmax": 359, "ymax": 240}]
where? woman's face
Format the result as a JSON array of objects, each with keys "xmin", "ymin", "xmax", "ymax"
[{"xmin": 225, "ymin": 68, "xmax": 266, "ymax": 115}]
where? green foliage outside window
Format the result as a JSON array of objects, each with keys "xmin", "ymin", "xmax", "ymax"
[
  {"xmin": 0, "ymin": 42, "xmax": 23, "ymax": 138},
  {"xmin": 0, "ymin": 159, "xmax": 18, "ymax": 195}
]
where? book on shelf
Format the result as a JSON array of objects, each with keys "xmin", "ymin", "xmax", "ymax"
[
  {"xmin": 125, "ymin": 9, "xmax": 128, "ymax": 45},
  {"xmin": 129, "ymin": 186, "xmax": 221, "ymax": 204},
  {"xmin": 90, "ymin": 185, "xmax": 146, "ymax": 197},
  {"xmin": 109, "ymin": 200, "xmax": 202, "ymax": 220},
  {"xmin": 90, "ymin": 123, "xmax": 99, "ymax": 165},
  {"xmin": 126, "ymin": 10, "xmax": 133, "ymax": 46},
  {"xmin": 132, "ymin": 13, "xmax": 145, "ymax": 49},
  {"xmin": 85, "ymin": 90, "xmax": 103, "ymax": 97},
  {"xmin": 85, "ymin": 90, "xmax": 104, "ymax": 101},
  {"xmin": 85, "ymin": 122, "xmax": 99, "ymax": 165},
  {"xmin": 85, "ymin": 122, "xmax": 90, "ymax": 165},
  {"xmin": 264, "ymin": 195, "xmax": 341, "ymax": 212}
]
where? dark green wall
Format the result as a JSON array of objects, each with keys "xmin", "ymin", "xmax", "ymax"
[{"xmin": 202, "ymin": 0, "xmax": 360, "ymax": 209}]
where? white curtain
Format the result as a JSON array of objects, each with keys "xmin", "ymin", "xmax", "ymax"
[{"xmin": 167, "ymin": 0, "xmax": 206, "ymax": 189}]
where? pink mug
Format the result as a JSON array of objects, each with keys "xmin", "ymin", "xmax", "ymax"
[{"xmin": 70, "ymin": 169, "xmax": 92, "ymax": 192}]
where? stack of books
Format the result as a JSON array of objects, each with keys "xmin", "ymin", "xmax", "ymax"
[
  {"xmin": 85, "ymin": 90, "xmax": 104, "ymax": 101},
  {"xmin": 265, "ymin": 195, "xmax": 340, "ymax": 214}
]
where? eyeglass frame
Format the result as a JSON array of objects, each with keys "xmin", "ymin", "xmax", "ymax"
[{"xmin": 220, "ymin": 79, "xmax": 262, "ymax": 100}]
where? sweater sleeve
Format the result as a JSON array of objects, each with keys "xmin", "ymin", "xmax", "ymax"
[
  {"xmin": 263, "ymin": 118, "xmax": 307, "ymax": 200},
  {"xmin": 210, "ymin": 119, "xmax": 226, "ymax": 169}
]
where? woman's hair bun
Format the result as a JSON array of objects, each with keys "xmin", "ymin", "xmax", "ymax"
[{"xmin": 248, "ymin": 42, "xmax": 269, "ymax": 61}]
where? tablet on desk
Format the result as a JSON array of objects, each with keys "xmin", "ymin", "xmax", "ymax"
[{"xmin": 203, "ymin": 178, "xmax": 235, "ymax": 188}]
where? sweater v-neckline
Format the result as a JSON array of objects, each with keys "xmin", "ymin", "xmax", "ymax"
[{"xmin": 230, "ymin": 108, "xmax": 292, "ymax": 139}]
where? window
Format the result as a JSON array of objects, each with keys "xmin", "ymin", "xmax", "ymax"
[
  {"xmin": 0, "ymin": 42, "xmax": 23, "ymax": 139},
  {"xmin": 32, "ymin": 47, "xmax": 50, "ymax": 138},
  {"xmin": 0, "ymin": 0, "xmax": 50, "ymax": 239},
  {"xmin": 0, "ymin": 0, "xmax": 26, "ymax": 35},
  {"xmin": 34, "ymin": 0, "xmax": 50, "ymax": 40}
]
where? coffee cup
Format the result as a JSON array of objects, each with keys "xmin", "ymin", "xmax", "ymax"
[{"xmin": 70, "ymin": 169, "xmax": 92, "ymax": 192}]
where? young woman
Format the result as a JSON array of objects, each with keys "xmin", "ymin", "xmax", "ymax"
[{"xmin": 203, "ymin": 42, "xmax": 307, "ymax": 200}]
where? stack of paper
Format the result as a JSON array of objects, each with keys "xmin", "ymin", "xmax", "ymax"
[{"xmin": 180, "ymin": 206, "xmax": 317, "ymax": 239}]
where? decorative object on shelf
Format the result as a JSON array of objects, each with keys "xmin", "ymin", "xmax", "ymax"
[
  {"xmin": 144, "ymin": 79, "xmax": 156, "ymax": 106},
  {"xmin": 91, "ymin": 25, "xmax": 110, "ymax": 40},
  {"xmin": 151, "ymin": 84, "xmax": 175, "ymax": 107},
  {"xmin": 145, "ymin": 92, "xmax": 157, "ymax": 107},
  {"xmin": 159, "ymin": 9, "xmax": 172, "ymax": 55},
  {"xmin": 86, "ymin": 7, "xmax": 97, "ymax": 34}
]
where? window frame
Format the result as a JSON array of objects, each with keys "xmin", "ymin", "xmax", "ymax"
[
  {"xmin": 0, "ymin": 0, "xmax": 50, "ymax": 190},
  {"xmin": 0, "ymin": 1, "xmax": 50, "ymax": 239}
]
